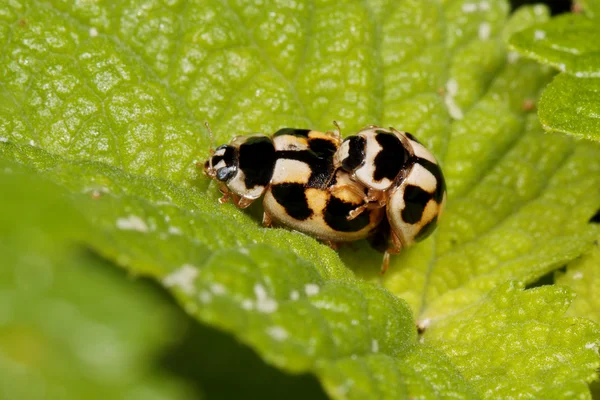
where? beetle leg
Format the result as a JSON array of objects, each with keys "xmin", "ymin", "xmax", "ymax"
[
  {"xmin": 323, "ymin": 240, "xmax": 341, "ymax": 250},
  {"xmin": 218, "ymin": 183, "xmax": 232, "ymax": 204},
  {"xmin": 347, "ymin": 190, "xmax": 388, "ymax": 221},
  {"xmin": 234, "ymin": 196, "xmax": 254, "ymax": 209},
  {"xmin": 347, "ymin": 204, "xmax": 369, "ymax": 220},
  {"xmin": 347, "ymin": 202, "xmax": 383, "ymax": 220},
  {"xmin": 262, "ymin": 211, "xmax": 273, "ymax": 227},
  {"xmin": 366, "ymin": 188, "xmax": 387, "ymax": 207},
  {"xmin": 381, "ymin": 252, "xmax": 391, "ymax": 274},
  {"xmin": 381, "ymin": 230, "xmax": 403, "ymax": 274}
]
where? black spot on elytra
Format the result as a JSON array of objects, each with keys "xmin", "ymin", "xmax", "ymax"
[
  {"xmin": 309, "ymin": 138, "xmax": 337, "ymax": 160},
  {"xmin": 373, "ymin": 132, "xmax": 407, "ymax": 182},
  {"xmin": 323, "ymin": 197, "xmax": 371, "ymax": 232},
  {"xmin": 401, "ymin": 185, "xmax": 433, "ymax": 224},
  {"xmin": 341, "ymin": 136, "xmax": 366, "ymax": 172},
  {"xmin": 277, "ymin": 148, "xmax": 334, "ymax": 189},
  {"xmin": 238, "ymin": 136, "xmax": 276, "ymax": 189},
  {"xmin": 415, "ymin": 157, "xmax": 446, "ymax": 203},
  {"xmin": 272, "ymin": 128, "xmax": 311, "ymax": 138},
  {"xmin": 590, "ymin": 208, "xmax": 600, "ymax": 223},
  {"xmin": 270, "ymin": 183, "xmax": 313, "ymax": 220},
  {"xmin": 405, "ymin": 132, "xmax": 421, "ymax": 144},
  {"xmin": 414, "ymin": 215, "xmax": 438, "ymax": 242}
]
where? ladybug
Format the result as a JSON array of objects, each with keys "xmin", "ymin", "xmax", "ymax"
[
  {"xmin": 333, "ymin": 126, "xmax": 447, "ymax": 270},
  {"xmin": 263, "ymin": 128, "xmax": 384, "ymax": 244},
  {"xmin": 203, "ymin": 132, "xmax": 276, "ymax": 209},
  {"xmin": 204, "ymin": 124, "xmax": 446, "ymax": 273},
  {"xmin": 204, "ymin": 126, "xmax": 384, "ymax": 245}
]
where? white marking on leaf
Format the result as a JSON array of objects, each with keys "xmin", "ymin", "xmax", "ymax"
[
  {"xmin": 371, "ymin": 339, "xmax": 379, "ymax": 353},
  {"xmin": 508, "ymin": 51, "xmax": 520, "ymax": 64},
  {"xmin": 0, "ymin": 137, "xmax": 8, "ymax": 143},
  {"xmin": 572, "ymin": 272, "xmax": 584, "ymax": 280},
  {"xmin": 267, "ymin": 326, "xmax": 289, "ymax": 341},
  {"xmin": 533, "ymin": 5, "xmax": 546, "ymax": 15},
  {"xmin": 242, "ymin": 299, "xmax": 254, "ymax": 310},
  {"xmin": 444, "ymin": 79, "xmax": 464, "ymax": 120},
  {"xmin": 290, "ymin": 290, "xmax": 300, "ymax": 301},
  {"xmin": 254, "ymin": 283, "xmax": 278, "ymax": 313},
  {"xmin": 168, "ymin": 226, "xmax": 182, "ymax": 235},
  {"xmin": 462, "ymin": 3, "xmax": 477, "ymax": 12},
  {"xmin": 478, "ymin": 23, "xmax": 491, "ymax": 40},
  {"xmin": 199, "ymin": 291, "xmax": 212, "ymax": 303},
  {"xmin": 418, "ymin": 318, "xmax": 431, "ymax": 331},
  {"xmin": 446, "ymin": 79, "xmax": 458, "ymax": 96},
  {"xmin": 254, "ymin": 283, "xmax": 267, "ymax": 299},
  {"xmin": 534, "ymin": 30, "xmax": 546, "ymax": 40},
  {"xmin": 116, "ymin": 215, "xmax": 149, "ymax": 232},
  {"xmin": 163, "ymin": 264, "xmax": 199, "ymax": 295},
  {"xmin": 211, "ymin": 283, "xmax": 226, "ymax": 295},
  {"xmin": 304, "ymin": 283, "xmax": 320, "ymax": 296},
  {"xmin": 89, "ymin": 27, "xmax": 99, "ymax": 37}
]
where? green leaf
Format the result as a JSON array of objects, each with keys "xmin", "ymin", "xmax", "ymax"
[
  {"xmin": 318, "ymin": 346, "xmax": 477, "ymax": 399},
  {"xmin": 0, "ymin": 142, "xmax": 347, "ymax": 280},
  {"xmin": 379, "ymin": 119, "xmax": 600, "ymax": 321},
  {"xmin": 355, "ymin": 5, "xmax": 600, "ymax": 325},
  {"xmin": 0, "ymin": 0, "xmax": 206, "ymax": 184},
  {"xmin": 426, "ymin": 281, "xmax": 600, "ymax": 398},
  {"xmin": 2, "ymin": 0, "xmax": 600, "ymax": 398},
  {"xmin": 575, "ymin": 0, "xmax": 600, "ymax": 19},
  {"xmin": 508, "ymin": 8, "xmax": 600, "ymax": 141},
  {"xmin": 0, "ymin": 164, "xmax": 331, "ymax": 399},
  {"xmin": 0, "ymin": 148, "xmax": 477, "ymax": 398},
  {"xmin": 556, "ymin": 242, "xmax": 600, "ymax": 324},
  {"xmin": 0, "ymin": 169, "xmax": 199, "ymax": 400},
  {"xmin": 538, "ymin": 73, "xmax": 600, "ymax": 141},
  {"xmin": 509, "ymin": 13, "xmax": 600, "ymax": 77}
]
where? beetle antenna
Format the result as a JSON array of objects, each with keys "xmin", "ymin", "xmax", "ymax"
[
  {"xmin": 330, "ymin": 120, "xmax": 343, "ymax": 145},
  {"xmin": 333, "ymin": 120, "xmax": 342, "ymax": 136},
  {"xmin": 205, "ymin": 121, "xmax": 215, "ymax": 154}
]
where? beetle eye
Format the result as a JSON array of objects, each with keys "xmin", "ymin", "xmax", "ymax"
[{"xmin": 216, "ymin": 167, "xmax": 236, "ymax": 181}]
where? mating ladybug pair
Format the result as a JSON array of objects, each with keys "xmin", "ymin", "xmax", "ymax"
[{"xmin": 203, "ymin": 124, "xmax": 446, "ymax": 272}]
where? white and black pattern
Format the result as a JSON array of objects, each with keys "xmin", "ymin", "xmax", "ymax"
[
  {"xmin": 386, "ymin": 158, "xmax": 446, "ymax": 248},
  {"xmin": 204, "ymin": 134, "xmax": 276, "ymax": 206},
  {"xmin": 204, "ymin": 123, "xmax": 446, "ymax": 272},
  {"xmin": 263, "ymin": 128, "xmax": 383, "ymax": 241},
  {"xmin": 331, "ymin": 126, "xmax": 446, "ymax": 270},
  {"xmin": 334, "ymin": 127, "xmax": 410, "ymax": 191}
]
